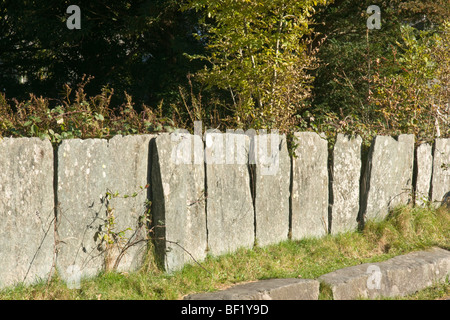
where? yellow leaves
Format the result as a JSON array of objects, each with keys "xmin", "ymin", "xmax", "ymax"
[{"xmin": 192, "ymin": 0, "xmax": 322, "ymax": 130}]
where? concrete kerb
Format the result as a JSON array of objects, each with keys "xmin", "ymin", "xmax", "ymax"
[{"xmin": 184, "ymin": 247, "xmax": 450, "ymax": 300}]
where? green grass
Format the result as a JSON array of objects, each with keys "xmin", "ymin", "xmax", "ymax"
[
  {"xmin": 1, "ymin": 205, "xmax": 448, "ymax": 300},
  {"xmin": 370, "ymin": 281, "xmax": 450, "ymax": 300}
]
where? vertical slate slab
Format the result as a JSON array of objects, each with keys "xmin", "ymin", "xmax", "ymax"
[
  {"xmin": 105, "ymin": 134, "xmax": 154, "ymax": 272},
  {"xmin": 56, "ymin": 139, "xmax": 110, "ymax": 281},
  {"xmin": 151, "ymin": 132, "xmax": 207, "ymax": 272},
  {"xmin": 431, "ymin": 138, "xmax": 450, "ymax": 205},
  {"xmin": 415, "ymin": 143, "xmax": 433, "ymax": 206},
  {"xmin": 56, "ymin": 135, "xmax": 154, "ymax": 281},
  {"xmin": 331, "ymin": 134, "xmax": 362, "ymax": 234},
  {"xmin": 291, "ymin": 132, "xmax": 329, "ymax": 239},
  {"xmin": 206, "ymin": 132, "xmax": 254, "ymax": 256},
  {"xmin": 253, "ymin": 133, "xmax": 290, "ymax": 247},
  {"xmin": 0, "ymin": 138, "xmax": 54, "ymax": 289},
  {"xmin": 360, "ymin": 135, "xmax": 414, "ymax": 222}
]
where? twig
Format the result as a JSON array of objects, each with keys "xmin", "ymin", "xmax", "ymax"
[
  {"xmin": 45, "ymin": 204, "xmax": 61, "ymax": 296},
  {"xmin": 165, "ymin": 240, "xmax": 211, "ymax": 275},
  {"xmin": 23, "ymin": 214, "xmax": 56, "ymax": 284}
]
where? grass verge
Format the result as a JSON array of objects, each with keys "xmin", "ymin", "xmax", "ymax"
[{"xmin": 0, "ymin": 205, "xmax": 448, "ymax": 300}]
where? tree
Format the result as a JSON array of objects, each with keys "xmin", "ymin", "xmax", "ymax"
[
  {"xmin": 184, "ymin": 0, "xmax": 332, "ymax": 131},
  {"xmin": 310, "ymin": 0, "xmax": 450, "ymax": 139},
  {"xmin": 369, "ymin": 22, "xmax": 450, "ymax": 139},
  {"xmin": 0, "ymin": 0, "xmax": 204, "ymax": 109}
]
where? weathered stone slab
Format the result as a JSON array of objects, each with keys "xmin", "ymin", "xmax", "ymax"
[
  {"xmin": 330, "ymin": 134, "xmax": 362, "ymax": 234},
  {"xmin": 318, "ymin": 247, "xmax": 450, "ymax": 300},
  {"xmin": 184, "ymin": 278, "xmax": 320, "ymax": 300},
  {"xmin": 442, "ymin": 191, "xmax": 450, "ymax": 209},
  {"xmin": 431, "ymin": 138, "xmax": 450, "ymax": 206},
  {"xmin": 360, "ymin": 135, "xmax": 414, "ymax": 222},
  {"xmin": 0, "ymin": 138, "xmax": 54, "ymax": 289},
  {"xmin": 415, "ymin": 143, "xmax": 433, "ymax": 206},
  {"xmin": 56, "ymin": 135, "xmax": 154, "ymax": 281},
  {"xmin": 151, "ymin": 132, "xmax": 207, "ymax": 272},
  {"xmin": 56, "ymin": 139, "xmax": 110, "ymax": 281},
  {"xmin": 105, "ymin": 134, "xmax": 154, "ymax": 272},
  {"xmin": 253, "ymin": 133, "xmax": 290, "ymax": 246},
  {"xmin": 205, "ymin": 132, "xmax": 254, "ymax": 256},
  {"xmin": 291, "ymin": 132, "xmax": 329, "ymax": 239}
]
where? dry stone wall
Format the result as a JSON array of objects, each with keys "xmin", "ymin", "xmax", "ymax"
[{"xmin": 0, "ymin": 133, "xmax": 449, "ymax": 288}]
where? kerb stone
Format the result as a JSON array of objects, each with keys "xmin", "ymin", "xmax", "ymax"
[
  {"xmin": 318, "ymin": 247, "xmax": 450, "ymax": 300},
  {"xmin": 184, "ymin": 278, "xmax": 320, "ymax": 300}
]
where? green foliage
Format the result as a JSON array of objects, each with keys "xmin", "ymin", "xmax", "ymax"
[
  {"xmin": 369, "ymin": 22, "xmax": 450, "ymax": 140},
  {"xmin": 363, "ymin": 205, "xmax": 449, "ymax": 253},
  {"xmin": 184, "ymin": 0, "xmax": 332, "ymax": 132},
  {"xmin": 1, "ymin": 0, "xmax": 449, "ymax": 141},
  {"xmin": 95, "ymin": 185, "xmax": 152, "ymax": 272},
  {"xmin": 0, "ymin": 78, "xmax": 179, "ymax": 142},
  {"xmin": 0, "ymin": 0, "xmax": 204, "ymax": 109},
  {"xmin": 310, "ymin": 0, "xmax": 450, "ymax": 141}
]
